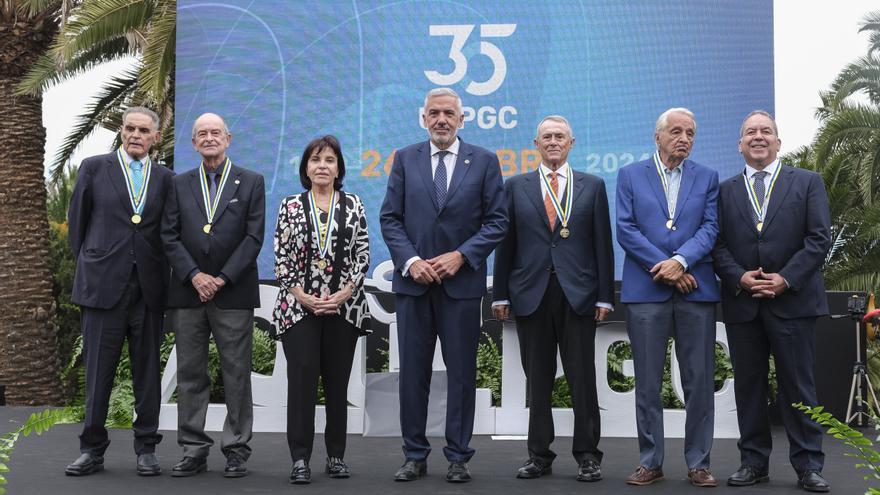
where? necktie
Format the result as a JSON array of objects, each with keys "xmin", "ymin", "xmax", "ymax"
[
  {"xmin": 752, "ymin": 171, "xmax": 767, "ymax": 223},
  {"xmin": 544, "ymin": 171, "xmax": 558, "ymax": 230},
  {"xmin": 435, "ymin": 151, "xmax": 448, "ymax": 208},
  {"xmin": 130, "ymin": 160, "xmax": 144, "ymax": 201},
  {"xmin": 209, "ymin": 172, "xmax": 221, "ymax": 203}
]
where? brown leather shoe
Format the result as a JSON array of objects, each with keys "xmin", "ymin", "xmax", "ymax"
[
  {"xmin": 688, "ymin": 468, "xmax": 718, "ymax": 487},
  {"xmin": 626, "ymin": 466, "xmax": 664, "ymax": 485}
]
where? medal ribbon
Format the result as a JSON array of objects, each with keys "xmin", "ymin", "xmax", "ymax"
[
  {"xmin": 653, "ymin": 151, "xmax": 677, "ymax": 220},
  {"xmin": 743, "ymin": 164, "xmax": 781, "ymax": 224},
  {"xmin": 540, "ymin": 167, "xmax": 573, "ymax": 229},
  {"xmin": 199, "ymin": 157, "xmax": 232, "ymax": 226},
  {"xmin": 309, "ymin": 188, "xmax": 336, "ymax": 259},
  {"xmin": 116, "ymin": 148, "xmax": 151, "ymax": 215}
]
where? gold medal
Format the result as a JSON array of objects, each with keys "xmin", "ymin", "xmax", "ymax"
[
  {"xmin": 131, "ymin": 214, "xmax": 142, "ymax": 224},
  {"xmin": 203, "ymin": 224, "xmax": 211, "ymax": 234},
  {"xmin": 665, "ymin": 219, "xmax": 673, "ymax": 230},
  {"xmin": 560, "ymin": 227, "xmax": 570, "ymax": 238},
  {"xmin": 317, "ymin": 259, "xmax": 327, "ymax": 270},
  {"xmin": 756, "ymin": 221, "xmax": 763, "ymax": 232}
]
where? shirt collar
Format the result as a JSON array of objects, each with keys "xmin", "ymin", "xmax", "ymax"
[
  {"xmin": 540, "ymin": 162, "xmax": 570, "ymax": 179},
  {"xmin": 654, "ymin": 151, "xmax": 684, "ymax": 173},
  {"xmin": 119, "ymin": 147, "xmax": 148, "ymax": 167},
  {"xmin": 744, "ymin": 158, "xmax": 780, "ymax": 179},
  {"xmin": 430, "ymin": 137, "xmax": 460, "ymax": 157}
]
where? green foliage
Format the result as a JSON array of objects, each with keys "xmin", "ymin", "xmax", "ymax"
[
  {"xmin": 475, "ymin": 332, "xmax": 502, "ymax": 406},
  {"xmin": 0, "ymin": 408, "xmax": 80, "ymax": 493},
  {"xmin": 796, "ymin": 403, "xmax": 880, "ymax": 494}
]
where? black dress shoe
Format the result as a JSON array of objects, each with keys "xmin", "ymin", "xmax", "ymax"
[
  {"xmin": 516, "ymin": 458, "xmax": 552, "ymax": 479},
  {"xmin": 171, "ymin": 456, "xmax": 207, "ymax": 477},
  {"xmin": 727, "ymin": 465, "xmax": 769, "ymax": 486},
  {"xmin": 289, "ymin": 459, "xmax": 311, "ymax": 484},
  {"xmin": 224, "ymin": 452, "xmax": 248, "ymax": 478},
  {"xmin": 137, "ymin": 452, "xmax": 161, "ymax": 476},
  {"xmin": 394, "ymin": 459, "xmax": 427, "ymax": 481},
  {"xmin": 326, "ymin": 457, "xmax": 351, "ymax": 478},
  {"xmin": 798, "ymin": 470, "xmax": 830, "ymax": 493},
  {"xmin": 577, "ymin": 459, "xmax": 602, "ymax": 482},
  {"xmin": 65, "ymin": 453, "xmax": 104, "ymax": 476},
  {"xmin": 447, "ymin": 462, "xmax": 471, "ymax": 483}
]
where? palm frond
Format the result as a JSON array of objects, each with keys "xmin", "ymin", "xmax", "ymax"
[
  {"xmin": 14, "ymin": 38, "xmax": 132, "ymax": 96},
  {"xmin": 822, "ymin": 56, "xmax": 880, "ymax": 109},
  {"xmin": 813, "ymin": 104, "xmax": 880, "ymax": 166},
  {"xmin": 49, "ymin": 0, "xmax": 153, "ymax": 64},
  {"xmin": 15, "ymin": 0, "xmax": 59, "ymax": 20},
  {"xmin": 137, "ymin": 0, "xmax": 174, "ymax": 102}
]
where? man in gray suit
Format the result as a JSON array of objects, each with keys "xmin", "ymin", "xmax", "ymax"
[
  {"xmin": 161, "ymin": 113, "xmax": 265, "ymax": 478},
  {"xmin": 492, "ymin": 115, "xmax": 614, "ymax": 482}
]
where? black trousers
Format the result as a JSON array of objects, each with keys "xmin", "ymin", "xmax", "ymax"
[
  {"xmin": 727, "ymin": 304, "xmax": 824, "ymax": 473},
  {"xmin": 515, "ymin": 274, "xmax": 602, "ymax": 465},
  {"xmin": 79, "ymin": 267, "xmax": 163, "ymax": 455},
  {"xmin": 281, "ymin": 315, "xmax": 359, "ymax": 462}
]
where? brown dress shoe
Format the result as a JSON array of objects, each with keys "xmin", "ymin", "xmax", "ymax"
[
  {"xmin": 626, "ymin": 466, "xmax": 664, "ymax": 485},
  {"xmin": 688, "ymin": 468, "xmax": 718, "ymax": 487}
]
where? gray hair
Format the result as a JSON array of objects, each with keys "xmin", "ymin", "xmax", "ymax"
[
  {"xmin": 191, "ymin": 112, "xmax": 231, "ymax": 139},
  {"xmin": 536, "ymin": 115, "xmax": 574, "ymax": 139},
  {"xmin": 423, "ymin": 87, "xmax": 462, "ymax": 114},
  {"xmin": 122, "ymin": 106, "xmax": 160, "ymax": 130},
  {"xmin": 655, "ymin": 107, "xmax": 696, "ymax": 134},
  {"xmin": 740, "ymin": 110, "xmax": 778, "ymax": 137}
]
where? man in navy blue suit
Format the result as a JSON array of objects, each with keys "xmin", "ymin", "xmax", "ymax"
[
  {"xmin": 714, "ymin": 111, "xmax": 831, "ymax": 493},
  {"xmin": 66, "ymin": 107, "xmax": 174, "ymax": 476},
  {"xmin": 492, "ymin": 115, "xmax": 614, "ymax": 482},
  {"xmin": 380, "ymin": 87, "xmax": 507, "ymax": 483},
  {"xmin": 616, "ymin": 108, "xmax": 720, "ymax": 487}
]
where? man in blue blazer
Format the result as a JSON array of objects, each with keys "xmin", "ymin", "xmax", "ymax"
[
  {"xmin": 380, "ymin": 87, "xmax": 507, "ymax": 483},
  {"xmin": 714, "ymin": 111, "xmax": 831, "ymax": 493},
  {"xmin": 616, "ymin": 108, "xmax": 720, "ymax": 487},
  {"xmin": 66, "ymin": 107, "xmax": 174, "ymax": 476},
  {"xmin": 493, "ymin": 115, "xmax": 614, "ymax": 482}
]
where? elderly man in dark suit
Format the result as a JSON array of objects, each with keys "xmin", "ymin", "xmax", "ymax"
[
  {"xmin": 492, "ymin": 115, "xmax": 614, "ymax": 482},
  {"xmin": 161, "ymin": 112, "xmax": 265, "ymax": 478},
  {"xmin": 380, "ymin": 87, "xmax": 507, "ymax": 483},
  {"xmin": 66, "ymin": 106, "xmax": 174, "ymax": 476},
  {"xmin": 714, "ymin": 111, "xmax": 831, "ymax": 493}
]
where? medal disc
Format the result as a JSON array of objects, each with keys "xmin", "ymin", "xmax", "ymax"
[
  {"xmin": 665, "ymin": 219, "xmax": 673, "ymax": 229},
  {"xmin": 756, "ymin": 221, "xmax": 763, "ymax": 232},
  {"xmin": 131, "ymin": 214, "xmax": 142, "ymax": 224},
  {"xmin": 317, "ymin": 259, "xmax": 327, "ymax": 270},
  {"xmin": 560, "ymin": 227, "xmax": 570, "ymax": 238},
  {"xmin": 203, "ymin": 224, "xmax": 211, "ymax": 234}
]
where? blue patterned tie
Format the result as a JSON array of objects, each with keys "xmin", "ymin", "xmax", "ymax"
[
  {"xmin": 435, "ymin": 151, "xmax": 449, "ymax": 208},
  {"xmin": 130, "ymin": 160, "xmax": 144, "ymax": 203}
]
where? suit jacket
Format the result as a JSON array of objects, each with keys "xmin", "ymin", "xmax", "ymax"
[
  {"xmin": 493, "ymin": 170, "xmax": 614, "ymax": 316},
  {"xmin": 616, "ymin": 158, "xmax": 721, "ymax": 303},
  {"xmin": 161, "ymin": 162, "xmax": 265, "ymax": 309},
  {"xmin": 713, "ymin": 165, "xmax": 831, "ymax": 323},
  {"xmin": 68, "ymin": 151, "xmax": 174, "ymax": 311},
  {"xmin": 379, "ymin": 138, "xmax": 508, "ymax": 298}
]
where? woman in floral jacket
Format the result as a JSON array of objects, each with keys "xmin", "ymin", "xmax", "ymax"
[{"xmin": 273, "ymin": 135, "xmax": 370, "ymax": 484}]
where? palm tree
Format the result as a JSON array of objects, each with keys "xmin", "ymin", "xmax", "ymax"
[{"xmin": 0, "ymin": 0, "xmax": 68, "ymax": 405}]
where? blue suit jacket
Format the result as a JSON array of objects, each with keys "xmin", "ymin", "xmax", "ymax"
[
  {"xmin": 713, "ymin": 165, "xmax": 831, "ymax": 323},
  {"xmin": 616, "ymin": 158, "xmax": 721, "ymax": 303},
  {"xmin": 493, "ymin": 170, "xmax": 614, "ymax": 316},
  {"xmin": 379, "ymin": 139, "xmax": 508, "ymax": 299},
  {"xmin": 68, "ymin": 152, "xmax": 174, "ymax": 311}
]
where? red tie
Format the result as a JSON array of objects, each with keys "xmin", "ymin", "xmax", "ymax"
[{"xmin": 544, "ymin": 171, "xmax": 558, "ymax": 231}]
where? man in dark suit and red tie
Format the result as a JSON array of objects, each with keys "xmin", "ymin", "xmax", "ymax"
[
  {"xmin": 380, "ymin": 87, "xmax": 507, "ymax": 483},
  {"xmin": 714, "ymin": 111, "xmax": 831, "ymax": 493},
  {"xmin": 66, "ymin": 107, "xmax": 174, "ymax": 476},
  {"xmin": 492, "ymin": 115, "xmax": 614, "ymax": 482},
  {"xmin": 161, "ymin": 112, "xmax": 265, "ymax": 479}
]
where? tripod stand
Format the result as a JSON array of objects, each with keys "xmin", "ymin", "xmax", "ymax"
[{"xmin": 842, "ymin": 314, "xmax": 880, "ymax": 426}]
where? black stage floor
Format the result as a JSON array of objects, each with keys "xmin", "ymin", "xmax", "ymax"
[{"xmin": 0, "ymin": 406, "xmax": 869, "ymax": 494}]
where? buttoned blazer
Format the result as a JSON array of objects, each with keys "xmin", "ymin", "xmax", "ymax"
[
  {"xmin": 713, "ymin": 165, "xmax": 831, "ymax": 323},
  {"xmin": 68, "ymin": 152, "xmax": 174, "ymax": 311},
  {"xmin": 379, "ymin": 139, "xmax": 508, "ymax": 298},
  {"xmin": 161, "ymin": 163, "xmax": 265, "ymax": 309},
  {"xmin": 616, "ymin": 158, "xmax": 721, "ymax": 303},
  {"xmin": 493, "ymin": 170, "xmax": 614, "ymax": 316}
]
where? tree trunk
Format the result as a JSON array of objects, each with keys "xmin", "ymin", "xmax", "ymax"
[{"xmin": 0, "ymin": 14, "xmax": 63, "ymax": 405}]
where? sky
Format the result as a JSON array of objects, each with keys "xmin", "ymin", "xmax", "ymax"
[{"xmin": 41, "ymin": 2, "xmax": 878, "ymax": 174}]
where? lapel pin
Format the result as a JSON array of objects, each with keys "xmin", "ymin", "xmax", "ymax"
[
  {"xmin": 234, "ymin": 179, "xmax": 240, "ymax": 184},
  {"xmin": 464, "ymin": 159, "xmax": 470, "ymax": 165}
]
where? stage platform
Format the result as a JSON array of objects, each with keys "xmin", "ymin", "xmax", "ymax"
[{"xmin": 1, "ymin": 406, "xmax": 868, "ymax": 494}]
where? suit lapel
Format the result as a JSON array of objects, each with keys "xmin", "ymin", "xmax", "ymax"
[
  {"xmin": 443, "ymin": 143, "xmax": 474, "ymax": 209},
  {"xmin": 672, "ymin": 160, "xmax": 696, "ymax": 222},
  {"xmin": 644, "ymin": 161, "xmax": 670, "ymax": 219},
  {"xmin": 760, "ymin": 165, "xmax": 793, "ymax": 232},
  {"xmin": 105, "ymin": 153, "xmax": 134, "ymax": 215},
  {"xmin": 143, "ymin": 161, "xmax": 164, "ymax": 220},
  {"xmin": 211, "ymin": 164, "xmax": 242, "ymax": 224},
  {"xmin": 188, "ymin": 168, "xmax": 208, "ymax": 219},
  {"xmin": 729, "ymin": 174, "xmax": 758, "ymax": 234},
  {"xmin": 416, "ymin": 142, "xmax": 439, "ymax": 212},
  {"xmin": 525, "ymin": 170, "xmax": 551, "ymax": 231}
]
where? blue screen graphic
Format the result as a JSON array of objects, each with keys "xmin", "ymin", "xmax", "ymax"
[{"xmin": 175, "ymin": 0, "xmax": 775, "ymax": 279}]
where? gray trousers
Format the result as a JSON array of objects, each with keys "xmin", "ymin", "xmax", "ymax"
[
  {"xmin": 626, "ymin": 294, "xmax": 716, "ymax": 470},
  {"xmin": 175, "ymin": 303, "xmax": 254, "ymax": 459}
]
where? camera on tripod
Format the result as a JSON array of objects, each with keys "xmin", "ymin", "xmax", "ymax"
[{"xmin": 848, "ymin": 294, "xmax": 867, "ymax": 318}]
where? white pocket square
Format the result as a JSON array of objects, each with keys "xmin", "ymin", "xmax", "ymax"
[{"xmin": 229, "ymin": 198, "xmax": 239, "ymax": 203}]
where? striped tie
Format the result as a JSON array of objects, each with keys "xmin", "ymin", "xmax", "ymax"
[{"xmin": 544, "ymin": 171, "xmax": 558, "ymax": 230}]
